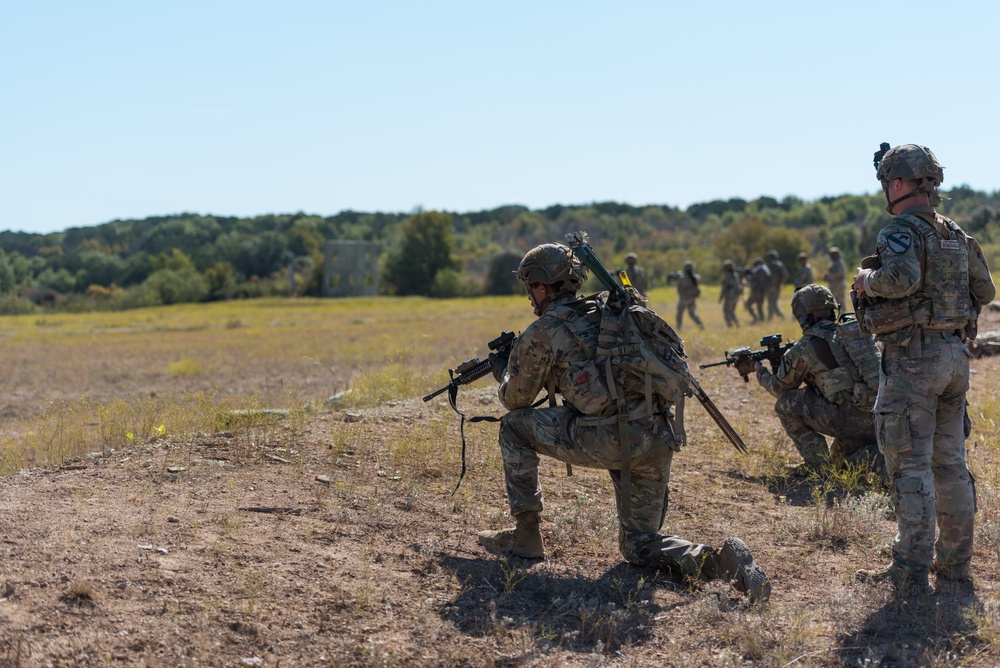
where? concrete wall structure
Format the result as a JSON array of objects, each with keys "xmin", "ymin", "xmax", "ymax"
[{"xmin": 322, "ymin": 240, "xmax": 379, "ymax": 297}]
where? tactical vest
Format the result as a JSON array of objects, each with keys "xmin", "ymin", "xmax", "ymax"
[
  {"xmin": 805, "ymin": 319, "xmax": 880, "ymax": 409},
  {"xmin": 547, "ymin": 293, "xmax": 690, "ymax": 419},
  {"xmin": 861, "ymin": 213, "xmax": 972, "ymax": 335}
]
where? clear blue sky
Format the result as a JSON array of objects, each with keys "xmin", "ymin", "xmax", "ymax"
[{"xmin": 3, "ymin": 1, "xmax": 998, "ymax": 234}]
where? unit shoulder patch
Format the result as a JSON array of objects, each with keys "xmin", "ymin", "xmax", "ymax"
[{"xmin": 885, "ymin": 232, "xmax": 911, "ymax": 254}]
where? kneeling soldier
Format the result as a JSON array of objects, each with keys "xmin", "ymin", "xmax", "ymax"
[{"xmin": 754, "ymin": 285, "xmax": 882, "ymax": 476}]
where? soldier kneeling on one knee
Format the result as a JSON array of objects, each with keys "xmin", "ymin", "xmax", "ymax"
[{"xmin": 752, "ymin": 284, "xmax": 883, "ymax": 477}]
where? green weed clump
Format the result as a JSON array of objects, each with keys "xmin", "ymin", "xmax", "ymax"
[
  {"xmin": 341, "ymin": 364, "xmax": 429, "ymax": 409},
  {"xmin": 167, "ymin": 357, "xmax": 203, "ymax": 377}
]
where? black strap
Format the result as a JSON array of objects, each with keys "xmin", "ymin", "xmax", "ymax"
[{"xmin": 447, "ymin": 385, "xmax": 547, "ymax": 495}]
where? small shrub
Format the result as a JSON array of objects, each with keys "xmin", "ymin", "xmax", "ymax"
[{"xmin": 167, "ymin": 358, "xmax": 203, "ymax": 377}]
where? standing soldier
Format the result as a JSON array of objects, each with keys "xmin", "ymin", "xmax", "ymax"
[
  {"xmin": 720, "ymin": 260, "xmax": 744, "ymax": 328},
  {"xmin": 854, "ymin": 143, "xmax": 995, "ymax": 593},
  {"xmin": 672, "ymin": 261, "xmax": 703, "ymax": 330},
  {"xmin": 744, "ymin": 258, "xmax": 771, "ymax": 324},
  {"xmin": 794, "ymin": 252, "xmax": 814, "ymax": 290},
  {"xmin": 824, "ymin": 247, "xmax": 846, "ymax": 308},
  {"xmin": 764, "ymin": 250, "xmax": 788, "ymax": 321},
  {"xmin": 622, "ymin": 252, "xmax": 648, "ymax": 296}
]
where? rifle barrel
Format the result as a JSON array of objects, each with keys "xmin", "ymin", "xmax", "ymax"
[{"xmin": 422, "ymin": 359, "xmax": 495, "ymax": 402}]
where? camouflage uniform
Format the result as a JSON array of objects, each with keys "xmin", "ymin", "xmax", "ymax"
[
  {"xmin": 765, "ymin": 255, "xmax": 788, "ymax": 321},
  {"xmin": 623, "ymin": 256, "xmax": 648, "ymax": 295},
  {"xmin": 745, "ymin": 262, "xmax": 770, "ymax": 323},
  {"xmin": 859, "ymin": 204, "xmax": 995, "ymax": 577},
  {"xmin": 719, "ymin": 266, "xmax": 744, "ymax": 328},
  {"xmin": 794, "ymin": 259, "xmax": 815, "ymax": 291},
  {"xmin": 755, "ymin": 319, "xmax": 879, "ymax": 468},
  {"xmin": 824, "ymin": 253, "xmax": 847, "ymax": 308},
  {"xmin": 675, "ymin": 268, "xmax": 703, "ymax": 330},
  {"xmin": 497, "ymin": 294, "xmax": 722, "ymax": 579}
]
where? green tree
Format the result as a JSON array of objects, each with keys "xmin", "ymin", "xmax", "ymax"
[
  {"xmin": 384, "ymin": 211, "xmax": 461, "ymax": 296},
  {"xmin": 483, "ymin": 251, "xmax": 523, "ymax": 295}
]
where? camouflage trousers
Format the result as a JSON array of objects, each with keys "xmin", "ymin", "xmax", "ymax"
[
  {"xmin": 745, "ymin": 291, "xmax": 766, "ymax": 322},
  {"xmin": 766, "ymin": 288, "xmax": 784, "ymax": 321},
  {"xmin": 774, "ymin": 388, "xmax": 877, "ymax": 468},
  {"xmin": 676, "ymin": 297, "xmax": 702, "ymax": 329},
  {"xmin": 721, "ymin": 296, "xmax": 740, "ymax": 327},
  {"xmin": 876, "ymin": 331, "xmax": 975, "ymax": 573},
  {"xmin": 499, "ymin": 406, "xmax": 725, "ymax": 580}
]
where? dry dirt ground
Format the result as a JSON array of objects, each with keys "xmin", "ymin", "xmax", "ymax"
[{"xmin": 2, "ymin": 313, "xmax": 1000, "ymax": 666}]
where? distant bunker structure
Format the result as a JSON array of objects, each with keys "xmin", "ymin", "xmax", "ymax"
[{"xmin": 322, "ymin": 240, "xmax": 380, "ymax": 297}]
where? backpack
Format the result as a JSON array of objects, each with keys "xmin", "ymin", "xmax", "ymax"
[
  {"xmin": 549, "ymin": 291, "xmax": 691, "ymax": 420},
  {"xmin": 835, "ymin": 315, "xmax": 881, "ymax": 396}
]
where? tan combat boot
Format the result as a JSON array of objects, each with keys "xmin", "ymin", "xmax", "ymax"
[
  {"xmin": 716, "ymin": 537, "xmax": 771, "ymax": 603},
  {"xmin": 477, "ymin": 511, "xmax": 544, "ymax": 559},
  {"xmin": 931, "ymin": 560, "xmax": 972, "ymax": 583},
  {"xmin": 855, "ymin": 562, "xmax": 931, "ymax": 594}
]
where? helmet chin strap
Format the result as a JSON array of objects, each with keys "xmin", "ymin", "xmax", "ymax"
[{"xmin": 884, "ymin": 187, "xmax": 920, "ymax": 214}]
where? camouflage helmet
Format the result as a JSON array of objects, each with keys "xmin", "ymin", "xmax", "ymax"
[
  {"xmin": 875, "ymin": 143, "xmax": 944, "ymax": 206},
  {"xmin": 516, "ymin": 243, "xmax": 585, "ymax": 313},
  {"xmin": 797, "ymin": 252, "xmax": 808, "ymax": 261},
  {"xmin": 791, "ymin": 284, "xmax": 838, "ymax": 321},
  {"xmin": 683, "ymin": 260, "xmax": 694, "ymax": 270},
  {"xmin": 765, "ymin": 250, "xmax": 779, "ymax": 261},
  {"xmin": 624, "ymin": 252, "xmax": 638, "ymax": 263},
  {"xmin": 723, "ymin": 259, "xmax": 735, "ymax": 269},
  {"xmin": 828, "ymin": 246, "xmax": 840, "ymax": 256}
]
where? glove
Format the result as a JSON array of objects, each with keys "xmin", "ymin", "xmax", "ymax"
[
  {"xmin": 489, "ymin": 352, "xmax": 509, "ymax": 382},
  {"xmin": 733, "ymin": 356, "xmax": 756, "ymax": 379}
]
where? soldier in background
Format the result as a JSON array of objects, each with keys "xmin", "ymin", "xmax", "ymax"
[
  {"xmin": 764, "ymin": 250, "xmax": 788, "ymax": 321},
  {"xmin": 753, "ymin": 285, "xmax": 881, "ymax": 477},
  {"xmin": 671, "ymin": 261, "xmax": 703, "ymax": 330},
  {"xmin": 854, "ymin": 143, "xmax": 995, "ymax": 593},
  {"xmin": 823, "ymin": 247, "xmax": 846, "ymax": 308},
  {"xmin": 719, "ymin": 260, "xmax": 744, "ymax": 328},
  {"xmin": 622, "ymin": 253, "xmax": 648, "ymax": 296},
  {"xmin": 794, "ymin": 252, "xmax": 814, "ymax": 290},
  {"xmin": 744, "ymin": 258, "xmax": 770, "ymax": 324}
]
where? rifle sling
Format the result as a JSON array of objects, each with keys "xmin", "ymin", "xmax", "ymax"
[{"xmin": 447, "ymin": 383, "xmax": 547, "ymax": 495}]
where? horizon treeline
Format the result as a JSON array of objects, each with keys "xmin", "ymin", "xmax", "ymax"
[{"xmin": 1, "ymin": 186, "xmax": 999, "ymax": 313}]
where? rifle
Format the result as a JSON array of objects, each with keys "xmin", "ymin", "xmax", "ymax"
[
  {"xmin": 422, "ymin": 330, "xmax": 516, "ymax": 403},
  {"xmin": 849, "ymin": 253, "xmax": 881, "ymax": 333},
  {"xmin": 699, "ymin": 333, "xmax": 794, "ymax": 382},
  {"xmin": 564, "ymin": 231, "xmax": 748, "ymax": 455},
  {"xmin": 423, "ymin": 330, "xmax": 517, "ymax": 492}
]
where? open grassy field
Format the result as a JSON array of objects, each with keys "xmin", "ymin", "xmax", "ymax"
[{"xmin": 0, "ymin": 288, "xmax": 998, "ymax": 666}]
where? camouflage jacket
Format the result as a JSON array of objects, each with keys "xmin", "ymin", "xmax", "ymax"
[
  {"xmin": 676, "ymin": 272, "xmax": 701, "ymax": 300},
  {"xmin": 794, "ymin": 264, "xmax": 814, "ymax": 290},
  {"xmin": 861, "ymin": 205, "xmax": 995, "ymax": 343},
  {"xmin": 720, "ymin": 271, "xmax": 743, "ymax": 299},
  {"xmin": 755, "ymin": 320, "xmax": 863, "ymax": 407},
  {"xmin": 824, "ymin": 258, "xmax": 846, "ymax": 286},
  {"xmin": 748, "ymin": 264, "xmax": 771, "ymax": 293},
  {"xmin": 766, "ymin": 260, "xmax": 788, "ymax": 289},
  {"xmin": 625, "ymin": 265, "xmax": 647, "ymax": 295}
]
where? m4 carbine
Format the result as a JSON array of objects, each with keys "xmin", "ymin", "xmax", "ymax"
[
  {"xmin": 699, "ymin": 333, "xmax": 794, "ymax": 382},
  {"xmin": 423, "ymin": 331, "xmax": 516, "ymax": 403}
]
